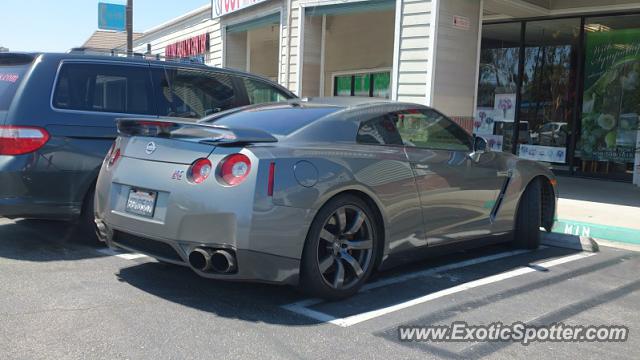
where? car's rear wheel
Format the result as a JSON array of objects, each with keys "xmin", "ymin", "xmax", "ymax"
[
  {"xmin": 513, "ymin": 178, "xmax": 542, "ymax": 249},
  {"xmin": 300, "ymin": 195, "xmax": 379, "ymax": 300}
]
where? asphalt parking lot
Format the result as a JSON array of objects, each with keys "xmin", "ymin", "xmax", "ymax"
[{"xmin": 1, "ymin": 217, "xmax": 638, "ymax": 360}]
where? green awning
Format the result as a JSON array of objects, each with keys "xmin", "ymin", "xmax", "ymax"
[
  {"xmin": 305, "ymin": 0, "xmax": 395, "ymax": 17},
  {"xmin": 226, "ymin": 13, "xmax": 281, "ymax": 34}
]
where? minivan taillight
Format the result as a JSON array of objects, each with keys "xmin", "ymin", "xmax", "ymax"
[{"xmin": 0, "ymin": 126, "xmax": 50, "ymax": 155}]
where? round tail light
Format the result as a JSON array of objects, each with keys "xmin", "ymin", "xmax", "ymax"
[
  {"xmin": 220, "ymin": 154, "xmax": 251, "ymax": 186},
  {"xmin": 188, "ymin": 158, "xmax": 212, "ymax": 184}
]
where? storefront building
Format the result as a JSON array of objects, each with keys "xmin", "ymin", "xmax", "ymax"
[{"xmin": 126, "ymin": 0, "xmax": 640, "ymax": 186}]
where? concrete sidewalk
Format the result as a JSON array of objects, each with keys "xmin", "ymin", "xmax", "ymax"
[{"xmin": 553, "ymin": 176, "xmax": 640, "ymax": 245}]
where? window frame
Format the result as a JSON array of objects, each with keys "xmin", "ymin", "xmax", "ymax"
[
  {"xmin": 355, "ymin": 113, "xmax": 405, "ymax": 148},
  {"xmin": 397, "ymin": 108, "xmax": 474, "ymax": 152},
  {"xmin": 239, "ymin": 76, "xmax": 293, "ymax": 105},
  {"xmin": 356, "ymin": 108, "xmax": 473, "ymax": 152},
  {"xmin": 50, "ymin": 60, "xmax": 156, "ymax": 117},
  {"xmin": 331, "ymin": 68, "xmax": 392, "ymax": 98},
  {"xmin": 154, "ymin": 65, "xmax": 244, "ymax": 119}
]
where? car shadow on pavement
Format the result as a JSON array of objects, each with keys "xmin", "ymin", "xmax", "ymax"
[
  {"xmin": 0, "ymin": 218, "xmax": 108, "ymax": 262},
  {"xmin": 115, "ymin": 261, "xmax": 319, "ymax": 325},
  {"xmin": 114, "ymin": 244, "xmax": 584, "ymax": 326}
]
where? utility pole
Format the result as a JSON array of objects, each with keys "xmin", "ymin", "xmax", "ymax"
[{"xmin": 126, "ymin": 0, "xmax": 133, "ymax": 55}]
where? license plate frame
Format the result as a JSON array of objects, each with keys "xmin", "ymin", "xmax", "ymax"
[{"xmin": 125, "ymin": 189, "xmax": 157, "ymax": 218}]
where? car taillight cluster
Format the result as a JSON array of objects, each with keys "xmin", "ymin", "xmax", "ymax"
[
  {"xmin": 105, "ymin": 142, "xmax": 121, "ymax": 169},
  {"xmin": 186, "ymin": 154, "xmax": 273, "ymax": 192},
  {"xmin": 220, "ymin": 154, "xmax": 251, "ymax": 186},
  {"xmin": 0, "ymin": 126, "xmax": 50, "ymax": 155},
  {"xmin": 188, "ymin": 158, "xmax": 213, "ymax": 184}
]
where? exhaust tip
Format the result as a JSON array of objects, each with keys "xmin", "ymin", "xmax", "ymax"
[
  {"xmin": 188, "ymin": 248, "xmax": 212, "ymax": 271},
  {"xmin": 210, "ymin": 250, "xmax": 236, "ymax": 274}
]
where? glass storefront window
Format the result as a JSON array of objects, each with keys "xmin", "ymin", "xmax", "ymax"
[
  {"xmin": 353, "ymin": 74, "xmax": 370, "ymax": 96},
  {"xmin": 578, "ymin": 14, "xmax": 640, "ymax": 180},
  {"xmin": 477, "ymin": 22, "xmax": 522, "ymax": 153},
  {"xmin": 518, "ymin": 19, "xmax": 580, "ymax": 169},
  {"xmin": 477, "ymin": 14, "xmax": 640, "ymax": 182},
  {"xmin": 333, "ymin": 71, "xmax": 391, "ymax": 98},
  {"xmin": 335, "ymin": 75, "xmax": 352, "ymax": 96}
]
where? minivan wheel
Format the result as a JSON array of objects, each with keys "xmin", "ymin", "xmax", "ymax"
[
  {"xmin": 76, "ymin": 186, "xmax": 102, "ymax": 245},
  {"xmin": 300, "ymin": 195, "xmax": 379, "ymax": 300},
  {"xmin": 513, "ymin": 178, "xmax": 542, "ymax": 249}
]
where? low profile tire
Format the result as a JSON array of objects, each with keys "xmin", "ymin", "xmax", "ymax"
[
  {"xmin": 513, "ymin": 178, "xmax": 542, "ymax": 249},
  {"xmin": 76, "ymin": 186, "xmax": 102, "ymax": 245},
  {"xmin": 300, "ymin": 195, "xmax": 380, "ymax": 300}
]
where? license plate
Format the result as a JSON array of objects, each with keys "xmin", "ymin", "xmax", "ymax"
[{"xmin": 125, "ymin": 189, "xmax": 157, "ymax": 218}]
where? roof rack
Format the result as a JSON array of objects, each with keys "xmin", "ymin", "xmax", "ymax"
[{"xmin": 67, "ymin": 47, "xmax": 208, "ymax": 65}]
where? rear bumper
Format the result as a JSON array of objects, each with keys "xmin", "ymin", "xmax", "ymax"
[
  {"xmin": 0, "ymin": 154, "xmax": 91, "ymax": 220},
  {"xmin": 0, "ymin": 196, "xmax": 79, "ymax": 220},
  {"xmin": 97, "ymin": 222, "xmax": 300, "ymax": 285}
]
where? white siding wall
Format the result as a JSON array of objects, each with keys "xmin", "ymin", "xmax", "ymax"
[
  {"xmin": 301, "ymin": 15, "xmax": 323, "ymax": 97},
  {"xmin": 131, "ymin": 8, "xmax": 220, "ymax": 65},
  {"xmin": 280, "ymin": 0, "xmax": 301, "ymax": 92},
  {"xmin": 393, "ymin": 0, "xmax": 434, "ymax": 104},
  {"xmin": 432, "ymin": 0, "xmax": 481, "ymax": 117}
]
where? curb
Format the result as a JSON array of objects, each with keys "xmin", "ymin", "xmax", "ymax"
[
  {"xmin": 552, "ymin": 219, "xmax": 640, "ymax": 246},
  {"xmin": 541, "ymin": 232, "xmax": 599, "ymax": 253}
]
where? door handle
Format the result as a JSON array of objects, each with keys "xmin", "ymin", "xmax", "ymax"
[{"xmin": 411, "ymin": 163, "xmax": 430, "ymax": 170}]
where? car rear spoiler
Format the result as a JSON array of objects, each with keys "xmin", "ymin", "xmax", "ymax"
[{"xmin": 116, "ymin": 118, "xmax": 278, "ymax": 145}]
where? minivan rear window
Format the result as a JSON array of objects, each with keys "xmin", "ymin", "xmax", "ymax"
[
  {"xmin": 52, "ymin": 63, "xmax": 153, "ymax": 115},
  {"xmin": 0, "ymin": 55, "xmax": 32, "ymax": 111}
]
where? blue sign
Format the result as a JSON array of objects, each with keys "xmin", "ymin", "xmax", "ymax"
[{"xmin": 98, "ymin": 3, "xmax": 126, "ymax": 31}]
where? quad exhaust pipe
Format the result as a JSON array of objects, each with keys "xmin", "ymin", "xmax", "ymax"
[{"xmin": 188, "ymin": 247, "xmax": 236, "ymax": 273}]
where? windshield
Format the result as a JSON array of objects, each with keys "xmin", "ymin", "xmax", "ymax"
[
  {"xmin": 0, "ymin": 55, "xmax": 33, "ymax": 111},
  {"xmin": 205, "ymin": 105, "xmax": 340, "ymax": 136}
]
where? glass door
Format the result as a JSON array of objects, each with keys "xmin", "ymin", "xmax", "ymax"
[
  {"xmin": 517, "ymin": 19, "xmax": 581, "ymax": 171},
  {"xmin": 577, "ymin": 14, "xmax": 640, "ymax": 181},
  {"xmin": 477, "ymin": 22, "xmax": 522, "ymax": 153}
]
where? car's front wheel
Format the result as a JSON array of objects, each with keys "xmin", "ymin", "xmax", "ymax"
[{"xmin": 300, "ymin": 195, "xmax": 379, "ymax": 300}]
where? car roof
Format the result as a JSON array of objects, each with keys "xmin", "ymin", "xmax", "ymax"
[
  {"xmin": 199, "ymin": 97, "xmax": 426, "ymax": 123},
  {"xmin": 20, "ymin": 52, "xmax": 295, "ymax": 96}
]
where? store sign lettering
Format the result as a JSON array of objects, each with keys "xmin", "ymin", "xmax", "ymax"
[
  {"xmin": 212, "ymin": 0, "xmax": 268, "ymax": 18},
  {"xmin": 0, "ymin": 73, "xmax": 19, "ymax": 83},
  {"xmin": 165, "ymin": 34, "xmax": 209, "ymax": 59}
]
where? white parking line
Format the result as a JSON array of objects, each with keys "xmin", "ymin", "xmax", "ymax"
[
  {"xmin": 284, "ymin": 248, "xmax": 534, "ymax": 312},
  {"xmin": 283, "ymin": 251, "xmax": 596, "ymax": 327},
  {"xmin": 96, "ymin": 248, "xmax": 150, "ymax": 260}
]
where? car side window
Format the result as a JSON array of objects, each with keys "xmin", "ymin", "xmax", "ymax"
[
  {"xmin": 356, "ymin": 115, "xmax": 404, "ymax": 146},
  {"xmin": 155, "ymin": 67, "xmax": 238, "ymax": 118},
  {"xmin": 242, "ymin": 77, "xmax": 290, "ymax": 104},
  {"xmin": 394, "ymin": 109, "xmax": 472, "ymax": 151},
  {"xmin": 52, "ymin": 63, "xmax": 153, "ymax": 115}
]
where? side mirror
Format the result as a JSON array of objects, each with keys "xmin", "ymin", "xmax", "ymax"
[{"xmin": 474, "ymin": 135, "xmax": 488, "ymax": 153}]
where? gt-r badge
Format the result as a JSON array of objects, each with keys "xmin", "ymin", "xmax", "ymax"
[
  {"xmin": 171, "ymin": 170, "xmax": 185, "ymax": 181},
  {"xmin": 145, "ymin": 142, "xmax": 157, "ymax": 155}
]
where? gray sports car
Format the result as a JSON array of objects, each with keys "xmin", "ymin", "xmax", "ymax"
[{"xmin": 94, "ymin": 98, "xmax": 557, "ymax": 299}]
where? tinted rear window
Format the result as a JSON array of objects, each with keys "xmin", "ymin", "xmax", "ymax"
[
  {"xmin": 206, "ymin": 106, "xmax": 340, "ymax": 136},
  {"xmin": 153, "ymin": 67, "xmax": 239, "ymax": 119},
  {"xmin": 0, "ymin": 55, "xmax": 33, "ymax": 110},
  {"xmin": 53, "ymin": 63, "xmax": 153, "ymax": 115}
]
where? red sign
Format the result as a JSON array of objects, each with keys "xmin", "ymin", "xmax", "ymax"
[
  {"xmin": 165, "ymin": 33, "xmax": 209, "ymax": 59},
  {"xmin": 0, "ymin": 73, "xmax": 19, "ymax": 83},
  {"xmin": 213, "ymin": 0, "xmax": 268, "ymax": 18}
]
